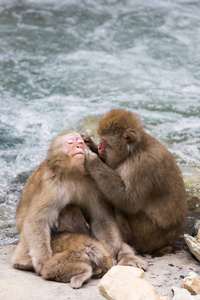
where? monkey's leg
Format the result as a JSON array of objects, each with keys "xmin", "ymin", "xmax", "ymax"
[
  {"xmin": 11, "ymin": 241, "xmax": 34, "ymax": 271},
  {"xmin": 91, "ymin": 217, "xmax": 122, "ymax": 265},
  {"xmin": 23, "ymin": 217, "xmax": 52, "ymax": 275},
  {"xmin": 70, "ymin": 264, "xmax": 93, "ymax": 289},
  {"xmin": 117, "ymin": 242, "xmax": 148, "ymax": 271}
]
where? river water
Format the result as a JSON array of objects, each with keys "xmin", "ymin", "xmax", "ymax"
[{"xmin": 0, "ymin": 0, "xmax": 200, "ymax": 245}]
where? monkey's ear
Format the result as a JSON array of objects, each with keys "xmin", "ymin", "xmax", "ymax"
[{"xmin": 123, "ymin": 129, "xmax": 136, "ymax": 143}]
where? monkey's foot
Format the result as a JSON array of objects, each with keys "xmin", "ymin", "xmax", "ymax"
[
  {"xmin": 14, "ymin": 262, "xmax": 34, "ymax": 272},
  {"xmin": 152, "ymin": 245, "xmax": 178, "ymax": 257},
  {"xmin": 118, "ymin": 254, "xmax": 148, "ymax": 271},
  {"xmin": 70, "ymin": 270, "xmax": 92, "ymax": 289}
]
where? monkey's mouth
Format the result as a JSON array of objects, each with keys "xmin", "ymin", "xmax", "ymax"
[
  {"xmin": 98, "ymin": 139, "xmax": 107, "ymax": 157},
  {"xmin": 73, "ymin": 152, "xmax": 84, "ymax": 156}
]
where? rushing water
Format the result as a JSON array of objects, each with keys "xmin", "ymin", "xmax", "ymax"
[{"xmin": 0, "ymin": 0, "xmax": 200, "ymax": 245}]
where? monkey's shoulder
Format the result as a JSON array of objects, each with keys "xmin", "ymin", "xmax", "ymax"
[
  {"xmin": 134, "ymin": 133, "xmax": 177, "ymax": 167},
  {"xmin": 22, "ymin": 160, "xmax": 50, "ymax": 190}
]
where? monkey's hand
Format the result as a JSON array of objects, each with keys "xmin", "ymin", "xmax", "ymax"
[
  {"xmin": 81, "ymin": 132, "xmax": 99, "ymax": 154},
  {"xmin": 117, "ymin": 253, "xmax": 148, "ymax": 271},
  {"xmin": 84, "ymin": 147, "xmax": 99, "ymax": 162}
]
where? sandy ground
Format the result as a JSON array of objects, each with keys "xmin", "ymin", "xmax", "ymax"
[{"xmin": 1, "ymin": 244, "xmax": 200, "ymax": 300}]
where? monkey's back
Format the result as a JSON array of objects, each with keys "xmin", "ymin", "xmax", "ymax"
[{"xmin": 16, "ymin": 160, "xmax": 49, "ymax": 232}]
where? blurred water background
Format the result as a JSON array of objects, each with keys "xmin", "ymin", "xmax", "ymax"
[{"xmin": 0, "ymin": 0, "xmax": 200, "ymax": 245}]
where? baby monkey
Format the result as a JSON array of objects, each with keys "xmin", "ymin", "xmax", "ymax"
[
  {"xmin": 42, "ymin": 205, "xmax": 112, "ymax": 289},
  {"xmin": 54, "ymin": 205, "xmax": 91, "ymax": 236}
]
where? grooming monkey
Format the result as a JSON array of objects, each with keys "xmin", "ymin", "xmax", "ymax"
[{"xmin": 83, "ymin": 109, "xmax": 187, "ymax": 255}]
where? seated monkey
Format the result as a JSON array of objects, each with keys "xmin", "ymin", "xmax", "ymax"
[{"xmin": 11, "ymin": 130, "xmax": 148, "ymax": 281}]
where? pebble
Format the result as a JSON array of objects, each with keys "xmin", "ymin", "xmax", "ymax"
[
  {"xmin": 184, "ymin": 272, "xmax": 200, "ymax": 295},
  {"xmin": 184, "ymin": 229, "xmax": 200, "ymax": 262}
]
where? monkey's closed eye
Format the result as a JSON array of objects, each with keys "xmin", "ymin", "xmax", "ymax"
[
  {"xmin": 66, "ymin": 138, "xmax": 74, "ymax": 144},
  {"xmin": 77, "ymin": 138, "xmax": 84, "ymax": 144}
]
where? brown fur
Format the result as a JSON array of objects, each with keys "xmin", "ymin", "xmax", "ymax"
[
  {"xmin": 41, "ymin": 232, "xmax": 112, "ymax": 288},
  {"xmin": 83, "ymin": 109, "xmax": 188, "ymax": 255},
  {"xmin": 54, "ymin": 205, "xmax": 90, "ymax": 236},
  {"xmin": 11, "ymin": 130, "xmax": 148, "ymax": 275}
]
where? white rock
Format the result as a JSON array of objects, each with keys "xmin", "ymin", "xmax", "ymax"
[
  {"xmin": 184, "ymin": 233, "xmax": 200, "ymax": 262},
  {"xmin": 172, "ymin": 286, "xmax": 200, "ymax": 300},
  {"xmin": 99, "ymin": 266, "xmax": 159, "ymax": 300},
  {"xmin": 172, "ymin": 286, "xmax": 191, "ymax": 299}
]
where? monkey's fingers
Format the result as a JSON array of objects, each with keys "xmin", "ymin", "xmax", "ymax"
[
  {"xmin": 81, "ymin": 132, "xmax": 91, "ymax": 143},
  {"xmin": 84, "ymin": 148, "xmax": 98, "ymax": 161}
]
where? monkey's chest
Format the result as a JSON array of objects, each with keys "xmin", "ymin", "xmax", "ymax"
[{"xmin": 61, "ymin": 180, "xmax": 98, "ymax": 210}]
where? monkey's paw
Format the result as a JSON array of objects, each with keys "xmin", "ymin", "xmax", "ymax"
[
  {"xmin": 118, "ymin": 255, "xmax": 148, "ymax": 271},
  {"xmin": 14, "ymin": 262, "xmax": 34, "ymax": 271},
  {"xmin": 84, "ymin": 148, "xmax": 98, "ymax": 161},
  {"xmin": 81, "ymin": 132, "xmax": 92, "ymax": 145},
  {"xmin": 70, "ymin": 276, "xmax": 84, "ymax": 289}
]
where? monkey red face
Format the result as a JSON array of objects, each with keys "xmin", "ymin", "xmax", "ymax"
[
  {"xmin": 98, "ymin": 139, "xmax": 107, "ymax": 157},
  {"xmin": 64, "ymin": 136, "xmax": 85, "ymax": 157}
]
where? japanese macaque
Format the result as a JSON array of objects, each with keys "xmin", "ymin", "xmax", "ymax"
[
  {"xmin": 41, "ymin": 232, "xmax": 112, "ymax": 288},
  {"xmin": 45, "ymin": 205, "xmax": 112, "ymax": 288},
  {"xmin": 11, "ymin": 130, "xmax": 148, "ymax": 275},
  {"xmin": 83, "ymin": 109, "xmax": 188, "ymax": 255}
]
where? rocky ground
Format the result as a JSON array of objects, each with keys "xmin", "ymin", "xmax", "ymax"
[{"xmin": 1, "ymin": 244, "xmax": 200, "ymax": 300}]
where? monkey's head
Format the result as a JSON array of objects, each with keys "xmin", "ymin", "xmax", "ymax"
[
  {"xmin": 48, "ymin": 131, "xmax": 87, "ymax": 175},
  {"xmin": 97, "ymin": 109, "xmax": 144, "ymax": 168}
]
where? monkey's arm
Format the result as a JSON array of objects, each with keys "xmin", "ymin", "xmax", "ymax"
[
  {"xmin": 84, "ymin": 150, "xmax": 147, "ymax": 214},
  {"xmin": 22, "ymin": 197, "xmax": 54, "ymax": 274},
  {"xmin": 90, "ymin": 202, "xmax": 122, "ymax": 264},
  {"xmin": 90, "ymin": 202, "xmax": 148, "ymax": 270}
]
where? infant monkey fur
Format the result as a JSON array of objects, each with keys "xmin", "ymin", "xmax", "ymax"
[{"xmin": 41, "ymin": 232, "xmax": 112, "ymax": 289}]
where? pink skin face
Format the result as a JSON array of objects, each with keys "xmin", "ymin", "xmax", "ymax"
[
  {"xmin": 64, "ymin": 136, "xmax": 86, "ymax": 157},
  {"xmin": 98, "ymin": 139, "xmax": 107, "ymax": 157}
]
